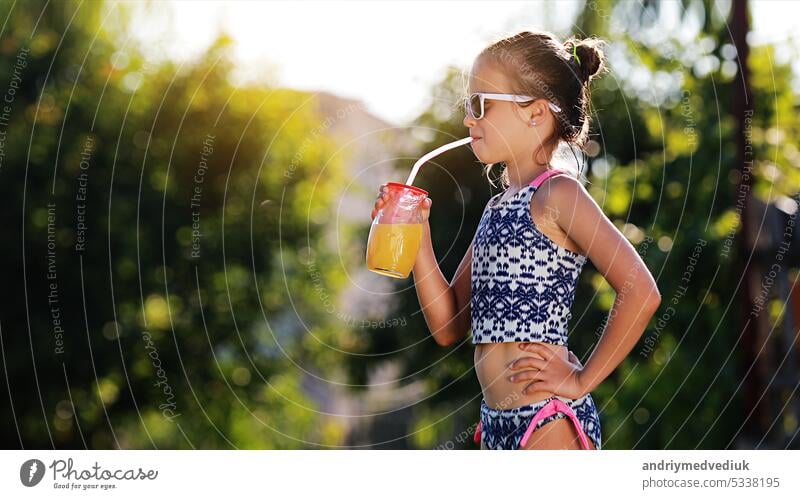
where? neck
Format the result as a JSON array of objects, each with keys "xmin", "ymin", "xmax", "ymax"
[
  {"xmin": 504, "ymin": 142, "xmax": 557, "ymax": 189},
  {"xmin": 504, "ymin": 161, "xmax": 550, "ymax": 189}
]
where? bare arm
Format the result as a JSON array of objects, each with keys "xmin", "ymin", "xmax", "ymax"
[
  {"xmin": 371, "ymin": 185, "xmax": 473, "ymax": 347},
  {"xmin": 412, "ymin": 221, "xmax": 473, "ymax": 347},
  {"xmin": 548, "ymin": 177, "xmax": 662, "ymax": 394}
]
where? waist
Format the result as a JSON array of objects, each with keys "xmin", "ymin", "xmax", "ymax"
[{"xmin": 474, "ymin": 341, "xmax": 569, "ymax": 410}]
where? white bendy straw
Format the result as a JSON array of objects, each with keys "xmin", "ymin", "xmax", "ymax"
[{"xmin": 404, "ymin": 137, "xmax": 474, "ymax": 186}]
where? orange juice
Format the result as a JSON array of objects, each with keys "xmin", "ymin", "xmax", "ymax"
[{"xmin": 366, "ymin": 223, "xmax": 423, "ymax": 278}]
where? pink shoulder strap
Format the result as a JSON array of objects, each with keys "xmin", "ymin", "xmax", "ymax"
[{"xmin": 529, "ymin": 169, "xmax": 568, "ymax": 188}]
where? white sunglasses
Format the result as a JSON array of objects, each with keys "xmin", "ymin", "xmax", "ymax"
[{"xmin": 464, "ymin": 92, "xmax": 562, "ymax": 120}]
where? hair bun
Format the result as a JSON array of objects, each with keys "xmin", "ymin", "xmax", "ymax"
[{"xmin": 565, "ymin": 37, "xmax": 607, "ymax": 84}]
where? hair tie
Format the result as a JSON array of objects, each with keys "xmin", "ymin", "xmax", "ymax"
[{"xmin": 572, "ymin": 44, "xmax": 581, "ymax": 66}]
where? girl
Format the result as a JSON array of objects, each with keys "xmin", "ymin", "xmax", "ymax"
[{"xmin": 371, "ymin": 30, "xmax": 661, "ymax": 450}]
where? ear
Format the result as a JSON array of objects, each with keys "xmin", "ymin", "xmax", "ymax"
[{"xmin": 526, "ymin": 98, "xmax": 549, "ymax": 122}]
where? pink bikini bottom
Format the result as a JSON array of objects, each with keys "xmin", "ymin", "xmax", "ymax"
[{"xmin": 474, "ymin": 394, "xmax": 601, "ymax": 450}]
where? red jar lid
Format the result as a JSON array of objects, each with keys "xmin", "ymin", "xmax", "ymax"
[{"xmin": 386, "ymin": 182, "xmax": 428, "ymax": 196}]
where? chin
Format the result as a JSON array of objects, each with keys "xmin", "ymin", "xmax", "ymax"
[{"xmin": 471, "ymin": 140, "xmax": 495, "ymax": 163}]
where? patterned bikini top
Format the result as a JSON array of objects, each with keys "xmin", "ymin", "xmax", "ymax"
[{"xmin": 470, "ymin": 169, "xmax": 587, "ymax": 345}]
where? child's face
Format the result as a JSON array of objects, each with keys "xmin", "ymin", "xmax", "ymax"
[{"xmin": 464, "ymin": 57, "xmax": 547, "ymax": 170}]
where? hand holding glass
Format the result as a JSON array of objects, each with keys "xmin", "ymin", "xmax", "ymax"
[{"xmin": 366, "ymin": 136, "xmax": 474, "ymax": 279}]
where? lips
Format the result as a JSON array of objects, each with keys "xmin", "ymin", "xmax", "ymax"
[{"xmin": 471, "ymin": 136, "xmax": 482, "ymax": 141}]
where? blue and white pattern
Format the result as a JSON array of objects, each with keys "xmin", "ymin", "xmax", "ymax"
[
  {"xmin": 480, "ymin": 394, "xmax": 602, "ymax": 450},
  {"xmin": 470, "ymin": 185, "xmax": 587, "ymax": 344}
]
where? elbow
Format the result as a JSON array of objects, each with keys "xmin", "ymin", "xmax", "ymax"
[
  {"xmin": 432, "ymin": 312, "xmax": 469, "ymax": 347},
  {"xmin": 435, "ymin": 337, "xmax": 454, "ymax": 348},
  {"xmin": 434, "ymin": 332, "xmax": 457, "ymax": 348},
  {"xmin": 643, "ymin": 285, "xmax": 662, "ymax": 314},
  {"xmin": 433, "ymin": 335, "xmax": 455, "ymax": 348},
  {"xmin": 432, "ymin": 327, "xmax": 465, "ymax": 348}
]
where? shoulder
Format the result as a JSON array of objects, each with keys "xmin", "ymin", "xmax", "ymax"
[
  {"xmin": 532, "ymin": 174, "xmax": 593, "ymax": 223},
  {"xmin": 534, "ymin": 174, "xmax": 587, "ymax": 206}
]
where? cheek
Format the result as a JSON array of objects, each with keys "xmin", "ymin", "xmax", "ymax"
[
  {"xmin": 476, "ymin": 112, "xmax": 529, "ymax": 159},
  {"xmin": 504, "ymin": 125, "xmax": 534, "ymax": 153},
  {"xmin": 483, "ymin": 115, "xmax": 521, "ymax": 149},
  {"xmin": 479, "ymin": 129, "xmax": 510, "ymax": 154}
]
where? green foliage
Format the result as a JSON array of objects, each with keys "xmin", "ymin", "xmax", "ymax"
[
  {"xmin": 3, "ymin": 0, "xmax": 798, "ymax": 451},
  {"xmin": 343, "ymin": 1, "xmax": 800, "ymax": 449},
  {"xmin": 0, "ymin": 0, "xmax": 353, "ymax": 448}
]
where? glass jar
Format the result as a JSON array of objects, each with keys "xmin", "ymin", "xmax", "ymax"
[{"xmin": 366, "ymin": 182, "xmax": 428, "ymax": 278}]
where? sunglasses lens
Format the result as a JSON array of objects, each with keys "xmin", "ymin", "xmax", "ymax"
[{"xmin": 468, "ymin": 94, "xmax": 482, "ymax": 119}]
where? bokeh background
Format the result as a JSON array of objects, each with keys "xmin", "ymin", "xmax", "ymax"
[{"xmin": 1, "ymin": 0, "xmax": 799, "ymax": 449}]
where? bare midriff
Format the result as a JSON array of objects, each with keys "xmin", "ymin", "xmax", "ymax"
[{"xmin": 474, "ymin": 341, "xmax": 569, "ymax": 409}]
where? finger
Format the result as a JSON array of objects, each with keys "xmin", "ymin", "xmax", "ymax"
[
  {"xmin": 518, "ymin": 342, "xmax": 551, "ymax": 360},
  {"xmin": 508, "ymin": 369, "xmax": 544, "ymax": 383},
  {"xmin": 522, "ymin": 381, "xmax": 547, "ymax": 395},
  {"xmin": 508, "ymin": 358, "xmax": 545, "ymax": 371}
]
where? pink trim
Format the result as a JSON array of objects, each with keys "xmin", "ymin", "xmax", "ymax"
[
  {"xmin": 473, "ymin": 421, "xmax": 482, "ymax": 444},
  {"xmin": 519, "ymin": 398, "xmax": 592, "ymax": 450},
  {"xmin": 529, "ymin": 169, "xmax": 568, "ymax": 189}
]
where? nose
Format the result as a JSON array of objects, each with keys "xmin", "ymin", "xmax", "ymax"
[{"xmin": 463, "ymin": 113, "xmax": 476, "ymax": 128}]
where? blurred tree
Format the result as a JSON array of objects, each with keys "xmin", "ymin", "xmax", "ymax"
[
  {"xmin": 2, "ymin": 0, "xmax": 797, "ymax": 452},
  {"xmin": 0, "ymin": 0, "xmax": 356, "ymax": 449}
]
